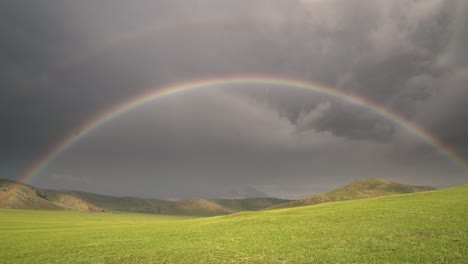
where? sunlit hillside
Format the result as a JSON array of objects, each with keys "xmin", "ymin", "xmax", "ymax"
[{"xmin": 1, "ymin": 185, "xmax": 466, "ymax": 263}]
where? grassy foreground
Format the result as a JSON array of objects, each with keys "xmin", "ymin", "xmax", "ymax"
[{"xmin": 1, "ymin": 186, "xmax": 467, "ymax": 263}]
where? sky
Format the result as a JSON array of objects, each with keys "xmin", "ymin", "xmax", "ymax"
[{"xmin": 1, "ymin": 0, "xmax": 467, "ymax": 199}]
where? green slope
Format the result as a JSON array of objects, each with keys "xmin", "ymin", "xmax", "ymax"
[
  {"xmin": 213, "ymin": 197, "xmax": 291, "ymax": 211},
  {"xmin": 0, "ymin": 185, "xmax": 466, "ymax": 263},
  {"xmin": 55, "ymin": 191, "xmax": 290, "ymax": 216},
  {"xmin": 57, "ymin": 190, "xmax": 175, "ymax": 214},
  {"xmin": 0, "ymin": 179, "xmax": 101, "ymax": 211},
  {"xmin": 266, "ymin": 178, "xmax": 435, "ymax": 210}
]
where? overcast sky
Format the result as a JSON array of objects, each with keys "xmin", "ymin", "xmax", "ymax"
[{"xmin": 1, "ymin": 0, "xmax": 467, "ymax": 199}]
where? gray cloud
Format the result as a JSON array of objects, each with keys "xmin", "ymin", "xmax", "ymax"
[
  {"xmin": 34, "ymin": 87, "xmax": 465, "ymax": 198},
  {"xmin": 1, "ymin": 0, "xmax": 467, "ymax": 198}
]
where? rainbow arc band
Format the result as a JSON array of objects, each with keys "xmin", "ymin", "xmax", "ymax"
[{"xmin": 4, "ymin": 75, "xmax": 467, "ymax": 206}]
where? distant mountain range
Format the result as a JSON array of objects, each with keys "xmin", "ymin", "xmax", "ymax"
[
  {"xmin": 0, "ymin": 178, "xmax": 435, "ymax": 216},
  {"xmin": 0, "ymin": 178, "xmax": 289, "ymax": 216},
  {"xmin": 265, "ymin": 178, "xmax": 435, "ymax": 210}
]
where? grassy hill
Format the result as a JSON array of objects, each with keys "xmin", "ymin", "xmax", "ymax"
[
  {"xmin": 0, "ymin": 179, "xmax": 104, "ymax": 212},
  {"xmin": 60, "ymin": 191, "xmax": 288, "ymax": 216},
  {"xmin": 1, "ymin": 177, "xmax": 434, "ymax": 215},
  {"xmin": 0, "ymin": 185, "xmax": 466, "ymax": 263},
  {"xmin": 213, "ymin": 197, "xmax": 290, "ymax": 211},
  {"xmin": 0, "ymin": 179, "xmax": 289, "ymax": 216},
  {"xmin": 266, "ymin": 178, "xmax": 434, "ymax": 210}
]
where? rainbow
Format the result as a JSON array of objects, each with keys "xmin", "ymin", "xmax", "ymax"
[
  {"xmin": 33, "ymin": 17, "xmax": 282, "ymax": 86},
  {"xmin": 3, "ymin": 75, "xmax": 467, "ymax": 206}
]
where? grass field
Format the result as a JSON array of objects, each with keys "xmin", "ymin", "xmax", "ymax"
[{"xmin": 1, "ymin": 186, "xmax": 467, "ymax": 263}]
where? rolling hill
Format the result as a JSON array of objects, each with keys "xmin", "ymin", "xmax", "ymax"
[
  {"xmin": 1, "ymin": 178, "xmax": 435, "ymax": 215},
  {"xmin": 266, "ymin": 178, "xmax": 435, "ymax": 210},
  {"xmin": 0, "ymin": 179, "xmax": 105, "ymax": 212},
  {"xmin": 0, "ymin": 184, "xmax": 466, "ymax": 263},
  {"xmin": 0, "ymin": 178, "xmax": 289, "ymax": 216}
]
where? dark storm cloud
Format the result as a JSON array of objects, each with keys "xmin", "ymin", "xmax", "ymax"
[
  {"xmin": 0, "ymin": 0, "xmax": 305, "ymax": 175},
  {"xmin": 36, "ymin": 88, "xmax": 402, "ymax": 198},
  {"xmin": 1, "ymin": 0, "xmax": 467, "ymax": 198}
]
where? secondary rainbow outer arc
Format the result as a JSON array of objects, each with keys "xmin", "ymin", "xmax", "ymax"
[
  {"xmin": 21, "ymin": 17, "xmax": 224, "ymax": 89},
  {"xmin": 39, "ymin": 17, "xmax": 281, "ymax": 84},
  {"xmin": 20, "ymin": 75, "xmax": 468, "ymax": 185}
]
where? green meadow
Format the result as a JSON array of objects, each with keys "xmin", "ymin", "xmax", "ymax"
[{"xmin": 1, "ymin": 186, "xmax": 467, "ymax": 263}]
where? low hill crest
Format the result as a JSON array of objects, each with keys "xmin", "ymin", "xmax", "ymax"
[
  {"xmin": 265, "ymin": 178, "xmax": 435, "ymax": 210},
  {"xmin": 0, "ymin": 177, "xmax": 436, "ymax": 214},
  {"xmin": 0, "ymin": 178, "xmax": 289, "ymax": 216},
  {"xmin": 0, "ymin": 179, "xmax": 105, "ymax": 212}
]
